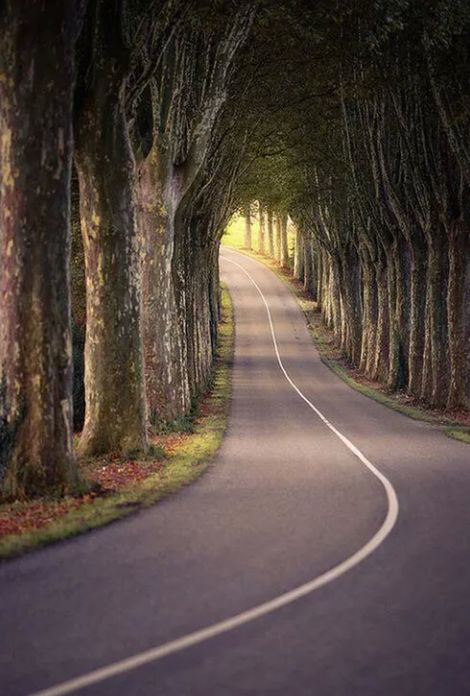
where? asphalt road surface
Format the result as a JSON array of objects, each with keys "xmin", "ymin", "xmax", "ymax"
[{"xmin": 1, "ymin": 247, "xmax": 470, "ymax": 696}]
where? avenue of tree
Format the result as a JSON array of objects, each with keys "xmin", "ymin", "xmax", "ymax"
[{"xmin": 1, "ymin": 0, "xmax": 469, "ymax": 500}]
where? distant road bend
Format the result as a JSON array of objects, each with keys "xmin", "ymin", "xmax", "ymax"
[{"xmin": 1, "ymin": 247, "xmax": 470, "ymax": 696}]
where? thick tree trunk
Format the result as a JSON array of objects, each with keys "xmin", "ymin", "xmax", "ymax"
[
  {"xmin": 0, "ymin": 1, "xmax": 83, "ymax": 498},
  {"xmin": 177, "ymin": 219, "xmax": 212, "ymax": 401},
  {"xmin": 75, "ymin": 87, "xmax": 147, "ymax": 455},
  {"xmin": 172, "ymin": 217, "xmax": 192, "ymax": 400},
  {"xmin": 384, "ymin": 239, "xmax": 409, "ymax": 392},
  {"xmin": 339, "ymin": 246, "xmax": 362, "ymax": 365},
  {"xmin": 138, "ymin": 146, "xmax": 189, "ymax": 423},
  {"xmin": 188, "ymin": 239, "xmax": 213, "ymax": 396},
  {"xmin": 244, "ymin": 204, "xmax": 252, "ymax": 250}
]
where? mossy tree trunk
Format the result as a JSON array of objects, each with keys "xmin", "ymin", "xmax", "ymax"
[
  {"xmin": 75, "ymin": 72, "xmax": 147, "ymax": 455},
  {"xmin": 0, "ymin": 1, "xmax": 84, "ymax": 499}
]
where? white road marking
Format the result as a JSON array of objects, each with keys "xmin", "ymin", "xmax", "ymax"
[{"xmin": 30, "ymin": 249, "xmax": 399, "ymax": 696}]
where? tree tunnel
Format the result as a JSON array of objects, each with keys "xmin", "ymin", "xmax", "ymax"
[{"xmin": 1, "ymin": 0, "xmax": 469, "ymax": 500}]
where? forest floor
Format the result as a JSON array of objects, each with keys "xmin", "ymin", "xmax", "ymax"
[
  {"xmin": 223, "ymin": 222, "xmax": 470, "ymax": 446},
  {"xmin": 0, "ymin": 285, "xmax": 235, "ymax": 560}
]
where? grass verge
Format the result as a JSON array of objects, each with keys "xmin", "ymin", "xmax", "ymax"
[
  {"xmin": 222, "ymin": 238, "xmax": 470, "ymax": 443},
  {"xmin": 0, "ymin": 284, "xmax": 234, "ymax": 560}
]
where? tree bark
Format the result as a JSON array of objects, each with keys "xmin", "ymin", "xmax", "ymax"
[
  {"xmin": 329, "ymin": 254, "xmax": 342, "ymax": 340},
  {"xmin": 0, "ymin": 1, "xmax": 84, "ymax": 498},
  {"xmin": 339, "ymin": 245, "xmax": 362, "ymax": 365},
  {"xmin": 267, "ymin": 209, "xmax": 275, "ymax": 257},
  {"xmin": 258, "ymin": 204, "xmax": 266, "ymax": 255},
  {"xmin": 75, "ymin": 82, "xmax": 147, "ymax": 455},
  {"xmin": 446, "ymin": 223, "xmax": 469, "ymax": 408},
  {"xmin": 293, "ymin": 226, "xmax": 305, "ymax": 280},
  {"xmin": 138, "ymin": 145, "xmax": 189, "ymax": 423},
  {"xmin": 427, "ymin": 230, "xmax": 450, "ymax": 407},
  {"xmin": 316, "ymin": 248, "xmax": 323, "ymax": 311},
  {"xmin": 372, "ymin": 254, "xmax": 390, "ymax": 382},
  {"xmin": 408, "ymin": 236, "xmax": 427, "ymax": 397},
  {"xmin": 280, "ymin": 213, "xmax": 289, "ymax": 267},
  {"xmin": 275, "ymin": 214, "xmax": 282, "ymax": 263},
  {"xmin": 244, "ymin": 204, "xmax": 252, "ymax": 250},
  {"xmin": 303, "ymin": 235, "xmax": 316, "ymax": 297}
]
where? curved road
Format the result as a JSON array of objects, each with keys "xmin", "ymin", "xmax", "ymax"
[{"xmin": 1, "ymin": 248, "xmax": 470, "ymax": 695}]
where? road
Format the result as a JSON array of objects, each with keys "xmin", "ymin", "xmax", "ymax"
[{"xmin": 1, "ymin": 247, "xmax": 470, "ymax": 696}]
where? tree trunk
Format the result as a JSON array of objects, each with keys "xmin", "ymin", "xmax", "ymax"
[
  {"xmin": 258, "ymin": 205, "xmax": 266, "ymax": 255},
  {"xmin": 322, "ymin": 250, "xmax": 332, "ymax": 328},
  {"xmin": 408, "ymin": 237, "xmax": 427, "ymax": 397},
  {"xmin": 208, "ymin": 240, "xmax": 221, "ymax": 356},
  {"xmin": 244, "ymin": 204, "xmax": 252, "ymax": 250},
  {"xmin": 75, "ymin": 86, "xmax": 147, "ymax": 455},
  {"xmin": 267, "ymin": 209, "xmax": 275, "ymax": 257},
  {"xmin": 391, "ymin": 237, "xmax": 410, "ymax": 391},
  {"xmin": 185, "ymin": 233, "xmax": 213, "ymax": 397},
  {"xmin": 293, "ymin": 226, "xmax": 305, "ymax": 280},
  {"xmin": 280, "ymin": 213, "xmax": 289, "ymax": 267},
  {"xmin": 316, "ymin": 248, "xmax": 323, "ymax": 311},
  {"xmin": 172, "ymin": 217, "xmax": 192, "ymax": 400},
  {"xmin": 384, "ymin": 245, "xmax": 400, "ymax": 390},
  {"xmin": 359, "ymin": 250, "xmax": 372, "ymax": 373},
  {"xmin": 330, "ymin": 254, "xmax": 342, "ymax": 341},
  {"xmin": 339, "ymin": 246, "xmax": 362, "ymax": 365},
  {"xmin": 303, "ymin": 235, "xmax": 315, "ymax": 297},
  {"xmin": 139, "ymin": 145, "xmax": 189, "ymax": 424},
  {"xmin": 372, "ymin": 254, "xmax": 390, "ymax": 382},
  {"xmin": 428, "ymin": 230, "xmax": 450, "ymax": 407},
  {"xmin": 275, "ymin": 214, "xmax": 282, "ymax": 263},
  {"xmin": 446, "ymin": 224, "xmax": 470, "ymax": 409},
  {"xmin": 0, "ymin": 1, "xmax": 84, "ymax": 498}
]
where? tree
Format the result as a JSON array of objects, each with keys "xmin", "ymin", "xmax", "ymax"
[{"xmin": 0, "ymin": 0, "xmax": 86, "ymax": 498}]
